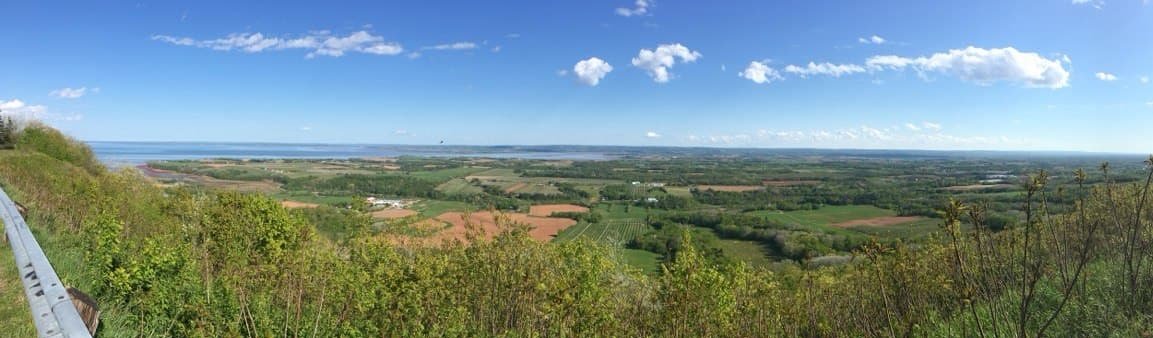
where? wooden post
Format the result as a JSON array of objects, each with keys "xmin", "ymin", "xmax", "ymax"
[{"xmin": 68, "ymin": 288, "xmax": 101, "ymax": 336}]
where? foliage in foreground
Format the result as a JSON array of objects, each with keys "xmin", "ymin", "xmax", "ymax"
[{"xmin": 0, "ymin": 126, "xmax": 1151, "ymax": 337}]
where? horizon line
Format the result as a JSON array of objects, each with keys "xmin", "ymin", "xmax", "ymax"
[{"xmin": 82, "ymin": 140, "xmax": 1149, "ymax": 157}]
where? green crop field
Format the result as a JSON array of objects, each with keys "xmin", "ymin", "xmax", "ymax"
[
  {"xmin": 851, "ymin": 218, "xmax": 944, "ymax": 240},
  {"xmin": 554, "ymin": 219, "xmax": 659, "ymax": 273},
  {"xmin": 619, "ymin": 249, "xmax": 661, "ymax": 274},
  {"xmin": 410, "ymin": 167, "xmax": 486, "ymax": 182},
  {"xmin": 509, "ymin": 183, "xmax": 561, "ymax": 195},
  {"xmin": 436, "ymin": 178, "xmax": 484, "ymax": 195},
  {"xmin": 748, "ymin": 205, "xmax": 896, "ymax": 226},
  {"xmin": 413, "ymin": 200, "xmax": 472, "ymax": 217},
  {"xmin": 554, "ymin": 218, "xmax": 651, "ymax": 245},
  {"xmin": 664, "ymin": 186, "xmax": 693, "ymax": 198},
  {"xmin": 717, "ymin": 239, "xmax": 774, "ymax": 267}
]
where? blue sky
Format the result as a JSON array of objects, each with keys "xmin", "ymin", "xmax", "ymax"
[{"xmin": 1, "ymin": 0, "xmax": 1151, "ymax": 152}]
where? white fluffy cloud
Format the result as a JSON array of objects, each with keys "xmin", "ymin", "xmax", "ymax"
[
  {"xmin": 783, "ymin": 62, "xmax": 867, "ymax": 78},
  {"xmin": 152, "ymin": 31, "xmax": 404, "ymax": 58},
  {"xmin": 688, "ymin": 124, "xmax": 1019, "ymax": 150},
  {"xmin": 858, "ymin": 35, "xmax": 886, "ymax": 44},
  {"xmin": 50, "ymin": 87, "xmax": 97, "ymax": 99},
  {"xmin": 645, "ymin": 131, "xmax": 661, "ymax": 138},
  {"xmin": 1072, "ymin": 0, "xmax": 1105, "ymax": 9},
  {"xmin": 898, "ymin": 122, "xmax": 944, "ymax": 133},
  {"xmin": 865, "ymin": 46, "xmax": 1070, "ymax": 88},
  {"xmin": 0, "ymin": 99, "xmax": 46, "ymax": 121},
  {"xmin": 1095, "ymin": 72, "xmax": 1118, "ymax": 81},
  {"xmin": 0, "ymin": 99, "xmax": 82, "ymax": 124},
  {"xmin": 739, "ymin": 61, "xmax": 783, "ymax": 84},
  {"xmin": 422, "ymin": 42, "xmax": 477, "ymax": 51},
  {"xmin": 615, "ymin": 0, "xmax": 651, "ymax": 17},
  {"xmin": 631, "ymin": 43, "xmax": 702, "ymax": 83},
  {"xmin": 573, "ymin": 57, "xmax": 613, "ymax": 86},
  {"xmin": 1141, "ymin": 76, "xmax": 1150, "ymax": 84}
]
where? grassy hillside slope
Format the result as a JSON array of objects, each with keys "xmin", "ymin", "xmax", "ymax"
[{"xmin": 0, "ymin": 124, "xmax": 1150, "ymax": 337}]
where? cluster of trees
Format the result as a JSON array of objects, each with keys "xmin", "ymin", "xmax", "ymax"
[
  {"xmin": 627, "ymin": 224, "xmax": 730, "ymax": 265},
  {"xmin": 598, "ymin": 184, "xmax": 693, "ymax": 210},
  {"xmin": 448, "ymin": 192, "xmax": 522, "ymax": 211},
  {"xmin": 1, "ymin": 125, "xmax": 1151, "ymax": 336},
  {"xmin": 519, "ymin": 158, "xmax": 817, "ymax": 185},
  {"xmin": 548, "ymin": 211, "xmax": 602, "ymax": 223},
  {"xmin": 148, "ymin": 161, "xmax": 292, "ymax": 183},
  {"xmin": 690, "ymin": 183, "xmax": 945, "ymax": 216},
  {"xmin": 648, "ymin": 212, "xmax": 871, "ymax": 261},
  {"xmin": 0, "ymin": 115, "xmax": 14, "ymax": 149},
  {"xmin": 504, "ymin": 182, "xmax": 591, "ymax": 203},
  {"xmin": 599, "ymin": 184, "xmax": 646, "ymax": 200},
  {"xmin": 283, "ymin": 174, "xmax": 443, "ymax": 199},
  {"xmin": 436, "ymin": 180, "xmax": 592, "ymax": 210}
]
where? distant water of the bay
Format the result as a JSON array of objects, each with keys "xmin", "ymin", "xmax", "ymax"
[{"xmin": 89, "ymin": 141, "xmax": 615, "ymax": 167}]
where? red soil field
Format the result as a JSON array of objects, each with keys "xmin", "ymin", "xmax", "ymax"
[
  {"xmin": 281, "ymin": 200, "xmax": 320, "ymax": 209},
  {"xmin": 528, "ymin": 204, "xmax": 589, "ymax": 217},
  {"xmin": 371, "ymin": 209, "xmax": 418, "ymax": 219},
  {"xmin": 432, "ymin": 211, "xmax": 577, "ymax": 242}
]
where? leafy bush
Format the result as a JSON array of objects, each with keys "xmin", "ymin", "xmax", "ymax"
[{"xmin": 14, "ymin": 124, "xmax": 103, "ymax": 174}]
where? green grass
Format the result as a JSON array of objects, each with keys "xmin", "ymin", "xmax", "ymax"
[
  {"xmin": 435, "ymin": 178, "xmax": 484, "ymax": 195},
  {"xmin": 409, "ymin": 167, "xmax": 487, "ymax": 182},
  {"xmin": 851, "ymin": 218, "xmax": 945, "ymax": 240},
  {"xmin": 510, "ymin": 183, "xmax": 561, "ymax": 195},
  {"xmin": 745, "ymin": 205, "xmax": 943, "ymax": 239},
  {"xmin": 0, "ymin": 240, "xmax": 36, "ymax": 337},
  {"xmin": 717, "ymin": 239, "xmax": 774, "ymax": 268},
  {"xmin": 412, "ymin": 200, "xmax": 472, "ymax": 218},
  {"xmin": 619, "ymin": 249, "xmax": 661, "ymax": 274},
  {"xmin": 747, "ymin": 205, "xmax": 896, "ymax": 225},
  {"xmin": 664, "ymin": 186, "xmax": 693, "ymax": 198}
]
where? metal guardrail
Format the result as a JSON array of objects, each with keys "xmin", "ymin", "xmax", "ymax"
[{"xmin": 0, "ymin": 187, "xmax": 93, "ymax": 338}]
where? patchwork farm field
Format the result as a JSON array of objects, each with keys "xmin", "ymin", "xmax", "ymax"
[{"xmin": 136, "ymin": 149, "xmax": 1135, "ymax": 273}]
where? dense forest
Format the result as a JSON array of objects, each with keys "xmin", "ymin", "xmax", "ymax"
[{"xmin": 1, "ymin": 124, "xmax": 1152, "ymax": 336}]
